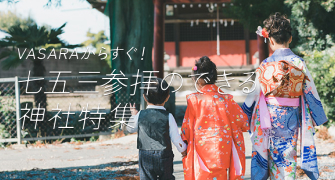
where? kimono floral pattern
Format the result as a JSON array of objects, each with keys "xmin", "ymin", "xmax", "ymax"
[
  {"xmin": 267, "ymin": 104, "xmax": 299, "ymax": 180},
  {"xmin": 243, "ymin": 48, "xmax": 328, "ymax": 180},
  {"xmin": 181, "ymin": 84, "xmax": 249, "ymax": 180}
]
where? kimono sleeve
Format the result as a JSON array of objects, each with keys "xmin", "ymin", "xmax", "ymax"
[
  {"xmin": 228, "ymin": 95, "xmax": 250, "ymax": 132},
  {"xmin": 181, "ymin": 94, "xmax": 196, "ymax": 142},
  {"xmin": 242, "ymin": 70, "xmax": 261, "ymax": 123},
  {"xmin": 302, "ymin": 61, "xmax": 328, "ymax": 126}
]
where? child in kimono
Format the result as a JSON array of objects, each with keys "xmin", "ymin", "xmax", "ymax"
[
  {"xmin": 127, "ymin": 78, "xmax": 187, "ymax": 180},
  {"xmin": 243, "ymin": 12, "xmax": 328, "ymax": 180},
  {"xmin": 181, "ymin": 56, "xmax": 249, "ymax": 180}
]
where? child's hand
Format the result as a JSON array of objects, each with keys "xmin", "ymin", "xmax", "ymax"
[
  {"xmin": 129, "ymin": 103, "xmax": 138, "ymax": 115},
  {"xmin": 181, "ymin": 150, "xmax": 187, "ymax": 157}
]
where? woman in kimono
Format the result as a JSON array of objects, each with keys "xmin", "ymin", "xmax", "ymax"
[
  {"xmin": 242, "ymin": 13, "xmax": 328, "ymax": 180},
  {"xmin": 181, "ymin": 56, "xmax": 249, "ymax": 180}
]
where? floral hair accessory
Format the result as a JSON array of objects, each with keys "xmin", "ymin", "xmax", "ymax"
[
  {"xmin": 192, "ymin": 65, "xmax": 197, "ymax": 71},
  {"xmin": 256, "ymin": 26, "xmax": 269, "ymax": 43}
]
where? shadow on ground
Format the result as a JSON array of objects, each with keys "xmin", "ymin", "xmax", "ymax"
[{"xmin": 0, "ymin": 161, "xmax": 140, "ymax": 180}]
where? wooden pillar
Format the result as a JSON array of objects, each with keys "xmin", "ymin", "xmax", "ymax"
[
  {"xmin": 257, "ymin": 35, "xmax": 269, "ymax": 63},
  {"xmin": 153, "ymin": 0, "xmax": 165, "ymax": 78},
  {"xmin": 244, "ymin": 28, "xmax": 250, "ymax": 65},
  {"xmin": 174, "ymin": 23, "xmax": 180, "ymax": 67}
]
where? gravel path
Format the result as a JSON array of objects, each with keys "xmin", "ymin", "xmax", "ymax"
[
  {"xmin": 297, "ymin": 137, "xmax": 335, "ymax": 179},
  {"xmin": 0, "ymin": 132, "xmax": 334, "ymax": 179}
]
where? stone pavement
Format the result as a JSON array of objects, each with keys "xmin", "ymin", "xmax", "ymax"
[
  {"xmin": 0, "ymin": 131, "xmax": 334, "ymax": 179},
  {"xmin": 0, "ymin": 132, "xmax": 252, "ymax": 179}
]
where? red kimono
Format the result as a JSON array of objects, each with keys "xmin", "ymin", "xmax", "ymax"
[{"xmin": 181, "ymin": 84, "xmax": 249, "ymax": 180}]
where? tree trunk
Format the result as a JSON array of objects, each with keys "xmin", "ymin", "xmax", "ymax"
[
  {"xmin": 108, "ymin": 0, "xmax": 154, "ymax": 105},
  {"xmin": 32, "ymin": 58, "xmax": 48, "ymax": 136},
  {"xmin": 32, "ymin": 58, "xmax": 47, "ymax": 110}
]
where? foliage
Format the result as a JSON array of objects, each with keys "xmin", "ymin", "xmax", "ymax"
[
  {"xmin": 0, "ymin": 11, "xmax": 35, "ymax": 32},
  {"xmin": 0, "ymin": 90, "xmax": 16, "ymax": 143},
  {"xmin": 44, "ymin": 0, "xmax": 62, "ymax": 7},
  {"xmin": 0, "ymin": 12, "xmax": 80, "ymax": 118},
  {"xmin": 303, "ymin": 47, "xmax": 335, "ymax": 125},
  {"xmin": 286, "ymin": 0, "xmax": 335, "ymax": 125},
  {"xmin": 0, "ymin": 14, "xmax": 69, "ymax": 69},
  {"xmin": 0, "ymin": 0, "xmax": 16, "ymax": 4},
  {"xmin": 0, "ymin": 11, "xmax": 80, "ymax": 70},
  {"xmin": 0, "ymin": 0, "xmax": 64, "ymax": 7},
  {"xmin": 0, "ymin": 0, "xmax": 86, "ymax": 8},
  {"xmin": 81, "ymin": 30, "xmax": 111, "ymax": 68},
  {"xmin": 43, "ymin": 0, "xmax": 85, "ymax": 7},
  {"xmin": 285, "ymin": 0, "xmax": 335, "ymax": 52},
  {"xmin": 89, "ymin": 136, "xmax": 97, "ymax": 142},
  {"xmin": 228, "ymin": 0, "xmax": 335, "ymax": 49},
  {"xmin": 226, "ymin": 0, "xmax": 287, "ymax": 32}
]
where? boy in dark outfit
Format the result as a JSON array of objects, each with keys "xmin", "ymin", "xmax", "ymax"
[{"xmin": 127, "ymin": 78, "xmax": 187, "ymax": 180}]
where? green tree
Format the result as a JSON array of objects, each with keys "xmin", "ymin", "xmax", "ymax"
[
  {"xmin": 285, "ymin": 0, "xmax": 335, "ymax": 52},
  {"xmin": 285, "ymin": 0, "xmax": 335, "ymax": 124},
  {"xmin": 230, "ymin": 0, "xmax": 335, "ymax": 52},
  {"xmin": 226, "ymin": 0, "xmax": 287, "ymax": 62},
  {"xmin": 303, "ymin": 47, "xmax": 335, "ymax": 125},
  {"xmin": 0, "ymin": 11, "xmax": 35, "ymax": 31},
  {"xmin": 81, "ymin": 30, "xmax": 111, "ymax": 68},
  {"xmin": 226, "ymin": 0, "xmax": 287, "ymax": 33},
  {"xmin": 0, "ymin": 17, "xmax": 75, "ymax": 110}
]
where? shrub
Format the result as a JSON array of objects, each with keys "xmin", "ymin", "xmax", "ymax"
[{"xmin": 303, "ymin": 47, "xmax": 335, "ymax": 126}]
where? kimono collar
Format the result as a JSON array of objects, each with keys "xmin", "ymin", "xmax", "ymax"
[
  {"xmin": 199, "ymin": 84, "xmax": 218, "ymax": 93},
  {"xmin": 147, "ymin": 105, "xmax": 166, "ymax": 110},
  {"xmin": 272, "ymin": 48, "xmax": 295, "ymax": 57}
]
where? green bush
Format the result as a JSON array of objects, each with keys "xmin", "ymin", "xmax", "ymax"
[
  {"xmin": 0, "ymin": 92, "xmax": 16, "ymax": 138},
  {"xmin": 303, "ymin": 47, "xmax": 335, "ymax": 126}
]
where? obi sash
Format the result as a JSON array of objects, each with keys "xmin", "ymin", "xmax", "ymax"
[
  {"xmin": 265, "ymin": 96, "xmax": 300, "ymax": 107},
  {"xmin": 259, "ymin": 93, "xmax": 300, "ymax": 130}
]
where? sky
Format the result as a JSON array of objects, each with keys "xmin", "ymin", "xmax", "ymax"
[{"xmin": 0, "ymin": 0, "xmax": 110, "ymax": 46}]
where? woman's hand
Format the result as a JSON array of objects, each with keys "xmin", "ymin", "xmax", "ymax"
[{"xmin": 129, "ymin": 103, "xmax": 138, "ymax": 116}]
